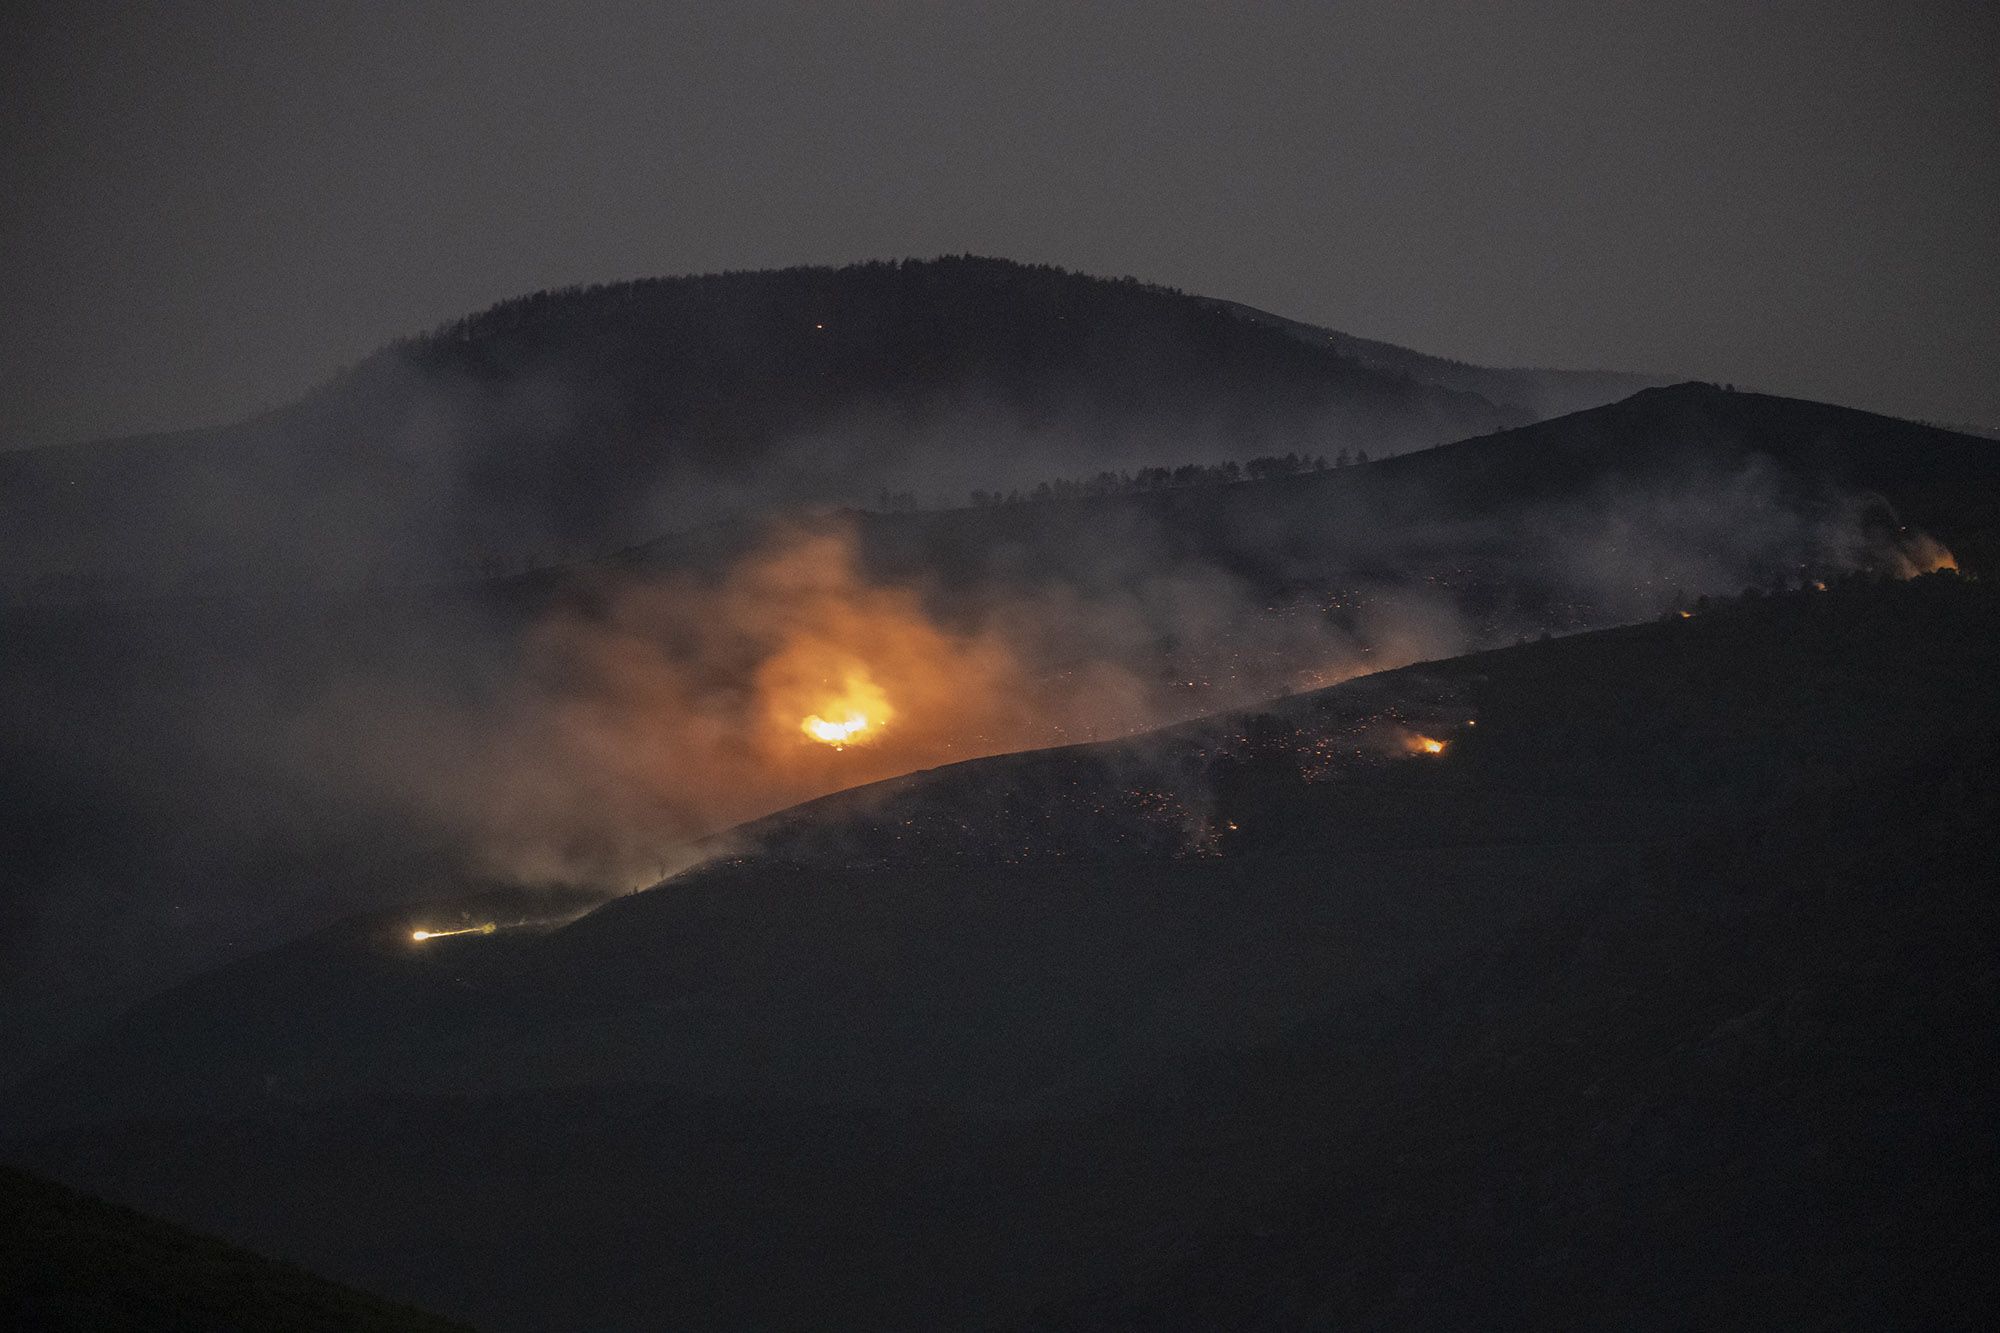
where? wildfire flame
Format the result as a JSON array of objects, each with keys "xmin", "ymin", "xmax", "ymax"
[
  {"xmin": 410, "ymin": 923, "xmax": 497, "ymax": 942},
  {"xmin": 1405, "ymin": 734, "xmax": 1447, "ymax": 756},
  {"xmin": 799, "ymin": 668, "xmax": 891, "ymax": 748},
  {"xmin": 802, "ymin": 712, "xmax": 871, "ymax": 744}
]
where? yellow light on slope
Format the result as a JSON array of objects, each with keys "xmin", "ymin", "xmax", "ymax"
[{"xmin": 410, "ymin": 923, "xmax": 497, "ymax": 942}]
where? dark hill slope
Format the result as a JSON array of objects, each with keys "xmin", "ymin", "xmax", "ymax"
[
  {"xmin": 1367, "ymin": 380, "xmax": 2000, "ymax": 513},
  {"xmin": 3, "ymin": 383, "xmax": 1993, "ymax": 1075},
  {"xmin": 824, "ymin": 382, "xmax": 2000, "ymax": 628},
  {"xmin": 718, "ymin": 569, "xmax": 2000, "ymax": 870},
  {"xmin": 6, "ymin": 577, "xmax": 1996, "ymax": 1330},
  {"xmin": 1040, "ymin": 739, "xmax": 2000, "ymax": 1331},
  {"xmin": 1202, "ymin": 295, "xmax": 1672, "ymax": 418},
  {"xmin": 0, "ymin": 1165, "xmax": 470, "ymax": 1333},
  {"xmin": 0, "ymin": 257, "xmax": 1527, "ymax": 592}
]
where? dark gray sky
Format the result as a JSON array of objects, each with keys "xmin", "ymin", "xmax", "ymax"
[{"xmin": 4, "ymin": 0, "xmax": 1995, "ymax": 450}]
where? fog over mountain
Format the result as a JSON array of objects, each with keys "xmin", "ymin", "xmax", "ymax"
[
  {"xmin": 0, "ymin": 258, "xmax": 1666, "ymax": 595},
  {"xmin": 0, "ymin": 319, "xmax": 1987, "ymax": 1071},
  {"xmin": 3, "ymin": 256, "xmax": 1996, "ymax": 1331},
  {"xmin": 8, "ymin": 2, "xmax": 1997, "ymax": 1324}
]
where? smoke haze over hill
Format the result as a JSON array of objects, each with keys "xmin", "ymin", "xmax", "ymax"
[
  {"xmin": 2, "ymin": 372, "xmax": 1989, "ymax": 1074},
  {"xmin": 9, "ymin": 7, "xmax": 1998, "ymax": 1323},
  {"xmin": 0, "ymin": 259, "xmax": 1645, "ymax": 594}
]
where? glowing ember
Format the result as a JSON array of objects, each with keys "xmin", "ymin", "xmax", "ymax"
[
  {"xmin": 410, "ymin": 923, "xmax": 497, "ymax": 942},
  {"xmin": 800, "ymin": 668, "xmax": 891, "ymax": 748}
]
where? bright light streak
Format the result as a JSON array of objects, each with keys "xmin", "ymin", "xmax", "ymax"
[{"xmin": 410, "ymin": 923, "xmax": 497, "ymax": 942}]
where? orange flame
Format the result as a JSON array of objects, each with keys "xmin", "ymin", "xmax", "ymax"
[
  {"xmin": 1405, "ymin": 733, "xmax": 1446, "ymax": 756},
  {"xmin": 479, "ymin": 521, "xmax": 1460, "ymax": 880},
  {"xmin": 800, "ymin": 668, "xmax": 891, "ymax": 747},
  {"xmin": 802, "ymin": 713, "xmax": 869, "ymax": 744}
]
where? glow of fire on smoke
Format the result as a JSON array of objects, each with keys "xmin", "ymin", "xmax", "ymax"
[
  {"xmin": 1405, "ymin": 733, "xmax": 1447, "ymax": 756},
  {"xmin": 1896, "ymin": 532, "xmax": 1958, "ymax": 576}
]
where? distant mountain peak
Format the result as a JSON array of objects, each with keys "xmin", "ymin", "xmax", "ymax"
[{"xmin": 4, "ymin": 256, "xmax": 1621, "ymax": 594}]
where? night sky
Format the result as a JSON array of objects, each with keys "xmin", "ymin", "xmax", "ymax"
[{"xmin": 3, "ymin": 0, "xmax": 1995, "ymax": 451}]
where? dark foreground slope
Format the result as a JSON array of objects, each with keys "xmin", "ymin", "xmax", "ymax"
[
  {"xmin": 7, "ymin": 575, "xmax": 1996, "ymax": 1330},
  {"xmin": 0, "ymin": 1165, "xmax": 471, "ymax": 1332}
]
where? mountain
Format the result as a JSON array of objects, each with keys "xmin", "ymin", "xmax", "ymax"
[
  {"xmin": 0, "ymin": 1164, "xmax": 471, "ymax": 1332},
  {"xmin": 831, "ymin": 381, "xmax": 2000, "ymax": 609},
  {"xmin": 1201, "ymin": 295, "xmax": 1672, "ymax": 419},
  {"xmin": 0, "ymin": 257, "xmax": 1625, "ymax": 595},
  {"xmin": 2, "ymin": 382, "xmax": 1994, "ymax": 1074},
  {"xmin": 7, "ymin": 573, "xmax": 1995, "ymax": 1330}
]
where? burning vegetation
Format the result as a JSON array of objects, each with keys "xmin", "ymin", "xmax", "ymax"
[
  {"xmin": 450, "ymin": 525, "xmax": 1107, "ymax": 881},
  {"xmin": 410, "ymin": 923, "xmax": 496, "ymax": 942},
  {"xmin": 398, "ymin": 507, "xmax": 1968, "ymax": 887},
  {"xmin": 798, "ymin": 667, "xmax": 891, "ymax": 747},
  {"xmin": 454, "ymin": 520, "xmax": 1480, "ymax": 883}
]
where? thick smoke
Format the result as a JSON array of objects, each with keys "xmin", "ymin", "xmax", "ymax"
[
  {"xmin": 1518, "ymin": 457, "xmax": 1935, "ymax": 620},
  {"xmin": 390, "ymin": 460, "xmax": 1953, "ymax": 885},
  {"xmin": 0, "ymin": 399, "xmax": 1965, "ymax": 1074},
  {"xmin": 377, "ymin": 516, "xmax": 1465, "ymax": 886}
]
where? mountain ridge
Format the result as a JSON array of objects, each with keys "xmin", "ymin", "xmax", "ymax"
[
  {"xmin": 3, "ymin": 380, "xmax": 1993, "ymax": 1079},
  {"xmin": 0, "ymin": 257, "xmax": 1648, "ymax": 591}
]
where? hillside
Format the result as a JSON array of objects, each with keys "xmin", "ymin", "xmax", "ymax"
[
  {"xmin": 607, "ymin": 380, "xmax": 2000, "ymax": 602},
  {"xmin": 0, "ymin": 1165, "xmax": 471, "ymax": 1332},
  {"xmin": 7, "ymin": 574, "xmax": 1995, "ymax": 1329},
  {"xmin": 0, "ymin": 257, "xmax": 1548, "ymax": 594},
  {"xmin": 840, "ymin": 381, "xmax": 2000, "ymax": 591},
  {"xmin": 1201, "ymin": 295, "xmax": 1672, "ymax": 419},
  {"xmin": 3, "ymin": 381, "xmax": 1995, "ymax": 1075}
]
